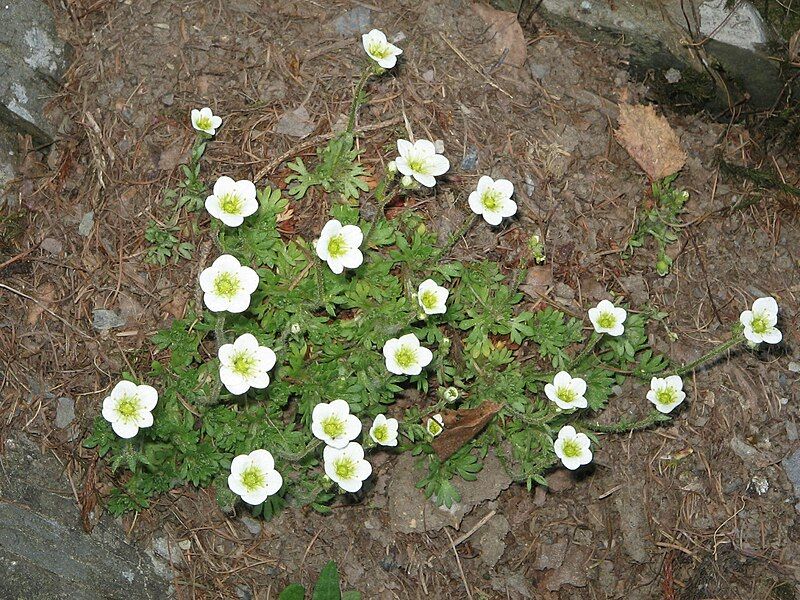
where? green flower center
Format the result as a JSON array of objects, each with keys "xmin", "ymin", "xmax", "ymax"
[
  {"xmin": 372, "ymin": 424, "xmax": 389, "ymax": 443},
  {"xmin": 240, "ymin": 465, "xmax": 265, "ymax": 492},
  {"xmin": 597, "ymin": 311, "xmax": 616, "ymax": 329},
  {"xmin": 213, "ymin": 272, "xmax": 241, "ymax": 299},
  {"xmin": 428, "ymin": 419, "xmax": 442, "ymax": 436},
  {"xmin": 231, "ymin": 351, "xmax": 257, "ymax": 378},
  {"xmin": 322, "ymin": 415, "xmax": 346, "ymax": 439},
  {"xmin": 115, "ymin": 396, "xmax": 141, "ymax": 423},
  {"xmin": 327, "ymin": 234, "xmax": 348, "ymax": 259},
  {"xmin": 218, "ymin": 193, "xmax": 243, "ymax": 215},
  {"xmin": 196, "ymin": 115, "xmax": 213, "ymax": 130},
  {"xmin": 334, "ymin": 457, "xmax": 357, "ymax": 481},
  {"xmin": 561, "ymin": 438, "xmax": 581, "ymax": 458},
  {"xmin": 556, "ymin": 386, "xmax": 577, "ymax": 404},
  {"xmin": 420, "ymin": 290, "xmax": 438, "ymax": 310},
  {"xmin": 407, "ymin": 157, "xmax": 426, "ymax": 173},
  {"xmin": 368, "ymin": 42, "xmax": 390, "ymax": 59},
  {"xmin": 481, "ymin": 189, "xmax": 502, "ymax": 212},
  {"xmin": 656, "ymin": 387, "xmax": 677, "ymax": 406},
  {"xmin": 394, "ymin": 346, "xmax": 417, "ymax": 370},
  {"xmin": 750, "ymin": 313, "xmax": 769, "ymax": 335}
]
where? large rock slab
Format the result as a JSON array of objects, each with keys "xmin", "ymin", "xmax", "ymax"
[{"xmin": 0, "ymin": 433, "xmax": 172, "ymax": 599}]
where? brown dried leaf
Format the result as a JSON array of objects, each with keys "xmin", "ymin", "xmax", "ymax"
[
  {"xmin": 790, "ymin": 28, "xmax": 800, "ymax": 63},
  {"xmin": 520, "ymin": 264, "xmax": 553, "ymax": 300},
  {"xmin": 614, "ymin": 104, "xmax": 686, "ymax": 181},
  {"xmin": 26, "ymin": 282, "xmax": 55, "ymax": 325},
  {"xmin": 433, "ymin": 401, "xmax": 501, "ymax": 460},
  {"xmin": 472, "ymin": 5, "xmax": 527, "ymax": 69}
]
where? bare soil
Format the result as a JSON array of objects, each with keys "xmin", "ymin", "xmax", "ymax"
[{"xmin": 1, "ymin": 0, "xmax": 799, "ymax": 598}]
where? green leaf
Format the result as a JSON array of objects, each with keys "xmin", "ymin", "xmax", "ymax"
[
  {"xmin": 312, "ymin": 561, "xmax": 341, "ymax": 600},
  {"xmin": 278, "ymin": 584, "xmax": 306, "ymax": 600}
]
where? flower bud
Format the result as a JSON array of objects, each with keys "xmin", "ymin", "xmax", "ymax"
[
  {"xmin": 290, "ymin": 323, "xmax": 301, "ymax": 334},
  {"xmin": 387, "ymin": 161, "xmax": 398, "ymax": 177},
  {"xmin": 401, "ymin": 175, "xmax": 415, "ymax": 189},
  {"xmin": 443, "ymin": 387, "xmax": 459, "ymax": 402}
]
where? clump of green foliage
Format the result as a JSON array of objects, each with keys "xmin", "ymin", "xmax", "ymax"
[
  {"xmin": 279, "ymin": 561, "xmax": 360, "ymax": 600},
  {"xmin": 144, "ymin": 220, "xmax": 195, "ymax": 265},
  {"xmin": 624, "ymin": 174, "xmax": 690, "ymax": 276},
  {"xmin": 286, "ymin": 132, "xmax": 369, "ymax": 202}
]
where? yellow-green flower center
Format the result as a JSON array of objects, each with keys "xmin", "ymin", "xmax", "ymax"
[
  {"xmin": 213, "ymin": 272, "xmax": 241, "ymax": 299},
  {"xmin": 556, "ymin": 386, "xmax": 577, "ymax": 404},
  {"xmin": 750, "ymin": 313, "xmax": 769, "ymax": 335},
  {"xmin": 322, "ymin": 415, "xmax": 346, "ymax": 439},
  {"xmin": 333, "ymin": 457, "xmax": 357, "ymax": 481},
  {"xmin": 115, "ymin": 396, "xmax": 141, "ymax": 422},
  {"xmin": 407, "ymin": 157, "xmax": 426, "ymax": 173},
  {"xmin": 481, "ymin": 189, "xmax": 502, "ymax": 212},
  {"xmin": 420, "ymin": 290, "xmax": 438, "ymax": 310},
  {"xmin": 597, "ymin": 311, "xmax": 616, "ymax": 329},
  {"xmin": 656, "ymin": 387, "xmax": 677, "ymax": 406},
  {"xmin": 231, "ymin": 351, "xmax": 257, "ymax": 377},
  {"xmin": 427, "ymin": 419, "xmax": 443, "ymax": 436},
  {"xmin": 368, "ymin": 42, "xmax": 390, "ymax": 60},
  {"xmin": 240, "ymin": 465, "xmax": 265, "ymax": 492},
  {"xmin": 561, "ymin": 438, "xmax": 581, "ymax": 458},
  {"xmin": 394, "ymin": 346, "xmax": 417, "ymax": 370},
  {"xmin": 327, "ymin": 234, "xmax": 348, "ymax": 259},
  {"xmin": 372, "ymin": 424, "xmax": 389, "ymax": 443},
  {"xmin": 196, "ymin": 115, "xmax": 213, "ymax": 130},
  {"xmin": 218, "ymin": 193, "xmax": 243, "ymax": 215}
]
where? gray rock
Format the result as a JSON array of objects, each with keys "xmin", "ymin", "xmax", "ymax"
[
  {"xmin": 788, "ymin": 361, "xmax": 800, "ymax": 373},
  {"xmin": 614, "ymin": 483, "xmax": 651, "ymax": 563},
  {"xmin": 699, "ymin": 0, "xmax": 767, "ymax": 51},
  {"xmin": 664, "ymin": 67, "xmax": 682, "ymax": 83},
  {"xmin": 474, "ymin": 513, "xmax": 509, "ymax": 568},
  {"xmin": 239, "ymin": 515, "xmax": 262, "ymax": 535},
  {"xmin": 730, "ymin": 436, "xmax": 760, "ymax": 464},
  {"xmin": 460, "ymin": 146, "xmax": 478, "ymax": 171},
  {"xmin": 78, "ymin": 211, "xmax": 94, "ymax": 236},
  {"xmin": 54, "ymin": 397, "xmax": 74, "ymax": 429},
  {"xmin": 620, "ymin": 274, "xmax": 649, "ymax": 306},
  {"xmin": 92, "ymin": 309, "xmax": 125, "ymax": 331},
  {"xmin": 781, "ymin": 449, "xmax": 800, "ymax": 500},
  {"xmin": 333, "ymin": 6, "xmax": 372, "ymax": 37},
  {"xmin": 273, "ymin": 106, "xmax": 315, "ymax": 139},
  {"xmin": 786, "ymin": 421, "xmax": 798, "ymax": 443},
  {"xmin": 40, "ymin": 237, "xmax": 63, "ymax": 255},
  {"xmin": 151, "ymin": 536, "xmax": 184, "ymax": 567}
]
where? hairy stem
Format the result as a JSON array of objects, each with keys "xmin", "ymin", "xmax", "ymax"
[
  {"xmin": 670, "ymin": 333, "xmax": 744, "ymax": 376},
  {"xmin": 436, "ymin": 213, "xmax": 478, "ymax": 260},
  {"xmin": 347, "ymin": 68, "xmax": 372, "ymax": 133},
  {"xmin": 582, "ymin": 410, "xmax": 671, "ymax": 434},
  {"xmin": 570, "ymin": 331, "xmax": 602, "ymax": 368},
  {"xmin": 362, "ymin": 178, "xmax": 397, "ymax": 248}
]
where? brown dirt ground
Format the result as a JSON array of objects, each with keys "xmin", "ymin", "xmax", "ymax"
[{"xmin": 1, "ymin": 0, "xmax": 799, "ymax": 598}]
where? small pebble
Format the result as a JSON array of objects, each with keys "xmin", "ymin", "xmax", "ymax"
[
  {"xmin": 92, "ymin": 309, "xmax": 126, "ymax": 331},
  {"xmin": 41, "ymin": 237, "xmax": 63, "ymax": 255},
  {"xmin": 788, "ymin": 361, "xmax": 800, "ymax": 373},
  {"xmin": 55, "ymin": 397, "xmax": 75, "ymax": 428},
  {"xmin": 78, "ymin": 211, "xmax": 94, "ymax": 237},
  {"xmin": 161, "ymin": 93, "xmax": 175, "ymax": 106},
  {"xmin": 664, "ymin": 68, "xmax": 682, "ymax": 83},
  {"xmin": 460, "ymin": 146, "xmax": 478, "ymax": 171}
]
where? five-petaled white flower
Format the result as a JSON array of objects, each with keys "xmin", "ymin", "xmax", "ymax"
[
  {"xmin": 311, "ymin": 399, "xmax": 362, "ymax": 449},
  {"xmin": 383, "ymin": 333, "xmax": 434, "ymax": 376},
  {"xmin": 205, "ymin": 176, "xmax": 258, "ymax": 227},
  {"xmin": 545, "ymin": 371, "xmax": 588, "ymax": 410},
  {"xmin": 426, "ymin": 413, "xmax": 444, "ymax": 437},
  {"xmin": 315, "ymin": 219, "xmax": 364, "ymax": 274},
  {"xmin": 191, "ymin": 107, "xmax": 222, "ymax": 136},
  {"xmin": 199, "ymin": 254, "xmax": 259, "ymax": 313},
  {"xmin": 218, "ymin": 333, "xmax": 277, "ymax": 395},
  {"xmin": 740, "ymin": 296, "xmax": 782, "ymax": 345},
  {"xmin": 417, "ymin": 279, "xmax": 449, "ymax": 315},
  {"xmin": 395, "ymin": 139, "xmax": 450, "ymax": 188},
  {"xmin": 101, "ymin": 380, "xmax": 158, "ymax": 439},
  {"xmin": 468, "ymin": 176, "xmax": 517, "ymax": 226},
  {"xmin": 362, "ymin": 29, "xmax": 403, "ymax": 69},
  {"xmin": 588, "ymin": 299, "xmax": 627, "ymax": 337},
  {"xmin": 647, "ymin": 375, "xmax": 686, "ymax": 414},
  {"xmin": 369, "ymin": 414, "xmax": 399, "ymax": 447},
  {"xmin": 553, "ymin": 425, "xmax": 592, "ymax": 471},
  {"xmin": 227, "ymin": 449, "xmax": 283, "ymax": 505},
  {"xmin": 324, "ymin": 442, "xmax": 372, "ymax": 493}
]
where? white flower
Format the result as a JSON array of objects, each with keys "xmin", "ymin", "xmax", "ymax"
[
  {"xmin": 417, "ymin": 279, "xmax": 449, "ymax": 315},
  {"xmin": 361, "ymin": 29, "xmax": 402, "ymax": 69},
  {"xmin": 395, "ymin": 139, "xmax": 450, "ymax": 188},
  {"xmin": 227, "ymin": 449, "xmax": 282, "ymax": 505},
  {"xmin": 588, "ymin": 299, "xmax": 627, "ymax": 337},
  {"xmin": 553, "ymin": 425, "xmax": 592, "ymax": 471},
  {"xmin": 199, "ymin": 255, "xmax": 259, "ymax": 313},
  {"xmin": 324, "ymin": 442, "xmax": 372, "ymax": 493},
  {"xmin": 311, "ymin": 399, "xmax": 362, "ymax": 449},
  {"xmin": 740, "ymin": 296, "xmax": 782, "ymax": 345},
  {"xmin": 315, "ymin": 219, "xmax": 364, "ymax": 275},
  {"xmin": 647, "ymin": 375, "xmax": 686, "ymax": 414},
  {"xmin": 442, "ymin": 386, "xmax": 459, "ymax": 402},
  {"xmin": 383, "ymin": 333, "xmax": 434, "ymax": 376},
  {"xmin": 544, "ymin": 371, "xmax": 588, "ymax": 410},
  {"xmin": 426, "ymin": 413, "xmax": 444, "ymax": 437},
  {"xmin": 218, "ymin": 333, "xmax": 277, "ymax": 395},
  {"xmin": 205, "ymin": 176, "xmax": 258, "ymax": 227},
  {"xmin": 369, "ymin": 414, "xmax": 399, "ymax": 447},
  {"xmin": 101, "ymin": 380, "xmax": 158, "ymax": 439},
  {"xmin": 468, "ymin": 176, "xmax": 517, "ymax": 226},
  {"xmin": 191, "ymin": 107, "xmax": 222, "ymax": 135}
]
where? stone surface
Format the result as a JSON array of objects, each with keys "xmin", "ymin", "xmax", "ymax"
[
  {"xmin": 54, "ymin": 396, "xmax": 75, "ymax": 428},
  {"xmin": 333, "ymin": 6, "xmax": 372, "ymax": 37},
  {"xmin": 92, "ymin": 309, "xmax": 126, "ymax": 331},
  {"xmin": 781, "ymin": 448, "xmax": 800, "ymax": 500},
  {"xmin": 78, "ymin": 211, "xmax": 94, "ymax": 236},
  {"xmin": 0, "ymin": 433, "xmax": 171, "ymax": 599},
  {"xmin": 699, "ymin": 0, "xmax": 767, "ymax": 51},
  {"xmin": 473, "ymin": 513, "xmax": 509, "ymax": 568},
  {"xmin": 273, "ymin": 106, "xmax": 315, "ymax": 139}
]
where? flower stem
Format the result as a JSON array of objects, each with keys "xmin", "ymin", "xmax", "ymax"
[
  {"xmin": 670, "ymin": 333, "xmax": 744, "ymax": 376},
  {"xmin": 436, "ymin": 213, "xmax": 478, "ymax": 260},
  {"xmin": 347, "ymin": 68, "xmax": 372, "ymax": 134},
  {"xmin": 362, "ymin": 178, "xmax": 397, "ymax": 248},
  {"xmin": 581, "ymin": 410, "xmax": 671, "ymax": 434},
  {"xmin": 570, "ymin": 331, "xmax": 602, "ymax": 368},
  {"xmin": 314, "ymin": 260, "xmax": 326, "ymax": 303}
]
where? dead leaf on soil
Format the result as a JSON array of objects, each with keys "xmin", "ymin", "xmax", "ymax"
[
  {"xmin": 472, "ymin": 5, "xmax": 527, "ymax": 69},
  {"xmin": 157, "ymin": 141, "xmax": 186, "ymax": 171},
  {"xmin": 520, "ymin": 264, "xmax": 553, "ymax": 300},
  {"xmin": 432, "ymin": 401, "xmax": 501, "ymax": 460},
  {"xmin": 614, "ymin": 104, "xmax": 686, "ymax": 181},
  {"xmin": 790, "ymin": 29, "xmax": 800, "ymax": 63},
  {"xmin": 26, "ymin": 282, "xmax": 55, "ymax": 325}
]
